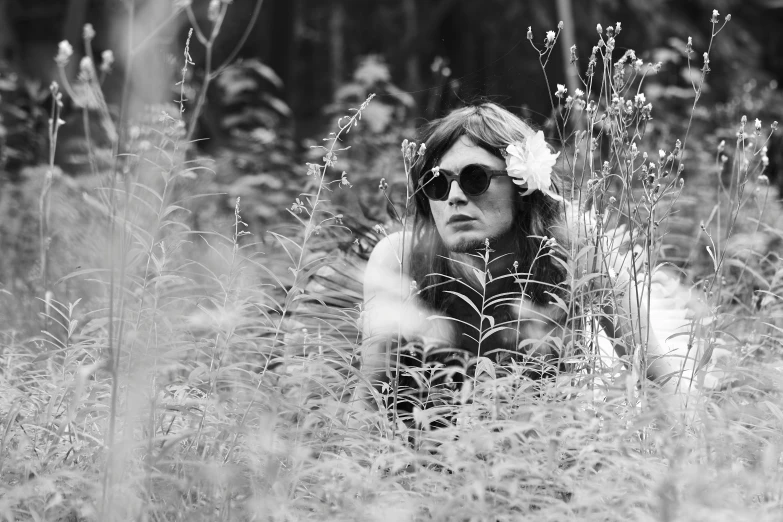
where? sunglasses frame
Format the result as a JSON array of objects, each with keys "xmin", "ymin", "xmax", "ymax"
[{"xmin": 418, "ymin": 164, "xmax": 508, "ymax": 201}]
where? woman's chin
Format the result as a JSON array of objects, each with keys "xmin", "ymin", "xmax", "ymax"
[{"xmin": 444, "ymin": 233, "xmax": 486, "ymax": 253}]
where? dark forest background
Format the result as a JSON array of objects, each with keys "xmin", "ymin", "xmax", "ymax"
[{"xmin": 2, "ymin": 0, "xmax": 783, "ymax": 219}]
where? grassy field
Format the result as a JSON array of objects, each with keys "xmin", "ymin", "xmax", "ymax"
[{"xmin": 2, "ymin": 9, "xmax": 783, "ymax": 522}]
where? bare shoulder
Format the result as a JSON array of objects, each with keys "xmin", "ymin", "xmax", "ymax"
[
  {"xmin": 365, "ymin": 230, "xmax": 413, "ymax": 275},
  {"xmin": 363, "ymin": 230, "xmax": 415, "ymax": 303}
]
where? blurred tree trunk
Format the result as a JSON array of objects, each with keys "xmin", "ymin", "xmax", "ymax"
[
  {"xmin": 0, "ymin": 0, "xmax": 19, "ymax": 63},
  {"xmin": 329, "ymin": 0, "xmax": 345, "ymax": 94},
  {"xmin": 556, "ymin": 0, "xmax": 578, "ymax": 96},
  {"xmin": 402, "ymin": 0, "xmax": 422, "ymax": 109}
]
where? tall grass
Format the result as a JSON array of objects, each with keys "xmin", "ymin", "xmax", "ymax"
[{"xmin": 1, "ymin": 7, "xmax": 782, "ymax": 522}]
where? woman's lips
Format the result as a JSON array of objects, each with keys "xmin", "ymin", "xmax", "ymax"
[{"xmin": 447, "ymin": 215, "xmax": 476, "ymax": 225}]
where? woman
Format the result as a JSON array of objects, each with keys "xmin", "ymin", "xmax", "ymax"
[{"xmin": 361, "ymin": 102, "xmax": 683, "ymax": 415}]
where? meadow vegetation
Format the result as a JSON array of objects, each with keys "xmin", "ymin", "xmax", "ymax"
[{"xmin": 1, "ymin": 6, "xmax": 783, "ymax": 522}]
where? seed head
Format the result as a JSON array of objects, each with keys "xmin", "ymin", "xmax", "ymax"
[{"xmin": 79, "ymin": 56, "xmax": 95, "ymax": 81}]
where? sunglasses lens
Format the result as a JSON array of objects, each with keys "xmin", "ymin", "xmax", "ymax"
[
  {"xmin": 421, "ymin": 170, "xmax": 449, "ymax": 200},
  {"xmin": 460, "ymin": 165, "xmax": 491, "ymax": 196}
]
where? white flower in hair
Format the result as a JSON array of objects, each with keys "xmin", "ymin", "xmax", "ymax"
[{"xmin": 504, "ymin": 131, "xmax": 562, "ymax": 201}]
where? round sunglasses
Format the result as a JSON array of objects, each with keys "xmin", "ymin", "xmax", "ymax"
[{"xmin": 418, "ymin": 164, "xmax": 508, "ymax": 201}]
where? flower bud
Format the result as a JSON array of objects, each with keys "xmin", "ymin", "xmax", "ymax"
[
  {"xmin": 83, "ymin": 23, "xmax": 96, "ymax": 41},
  {"xmin": 55, "ymin": 40, "xmax": 73, "ymax": 67},
  {"xmin": 527, "ymin": 27, "xmax": 533, "ymax": 41},
  {"xmin": 596, "ymin": 23, "xmax": 603, "ymax": 35}
]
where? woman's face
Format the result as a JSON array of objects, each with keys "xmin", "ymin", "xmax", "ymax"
[{"xmin": 428, "ymin": 136, "xmax": 519, "ymax": 253}]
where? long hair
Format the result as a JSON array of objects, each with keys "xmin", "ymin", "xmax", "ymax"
[{"xmin": 409, "ymin": 103, "xmax": 569, "ymax": 313}]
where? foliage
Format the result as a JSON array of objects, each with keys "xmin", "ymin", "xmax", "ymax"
[{"xmin": 1, "ymin": 6, "xmax": 783, "ymax": 522}]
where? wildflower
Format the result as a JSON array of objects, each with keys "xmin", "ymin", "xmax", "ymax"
[
  {"xmin": 633, "ymin": 93, "xmax": 646, "ymax": 107},
  {"xmin": 100, "ymin": 50, "xmax": 114, "ymax": 73},
  {"xmin": 717, "ymin": 140, "xmax": 725, "ymax": 153},
  {"xmin": 685, "ymin": 36, "xmax": 693, "ymax": 55},
  {"xmin": 711, "ymin": 9, "xmax": 719, "ymax": 23},
  {"xmin": 340, "ymin": 171, "xmax": 351, "ymax": 187},
  {"xmin": 546, "ymin": 30, "xmax": 556, "ymax": 46},
  {"xmin": 335, "ymin": 214, "xmax": 344, "ymax": 224},
  {"xmin": 659, "ymin": 149, "xmax": 666, "ymax": 161},
  {"xmin": 615, "ymin": 22, "xmax": 622, "ymax": 34},
  {"xmin": 307, "ymin": 163, "xmax": 323, "ymax": 177},
  {"xmin": 505, "ymin": 131, "xmax": 562, "ymax": 201},
  {"xmin": 558, "ymin": 21, "xmax": 564, "ymax": 30},
  {"xmin": 641, "ymin": 103, "xmax": 653, "ymax": 119},
  {"xmin": 417, "ymin": 143, "xmax": 427, "ymax": 156},
  {"xmin": 373, "ymin": 224, "xmax": 386, "ymax": 235},
  {"xmin": 513, "ymin": 260, "xmax": 519, "ymax": 271},
  {"xmin": 323, "ymin": 151, "xmax": 337, "ymax": 167},
  {"xmin": 527, "ymin": 27, "xmax": 533, "ymax": 41},
  {"xmin": 545, "ymin": 237, "xmax": 558, "ymax": 248},
  {"xmin": 565, "ymin": 95, "xmax": 573, "ymax": 108},
  {"xmin": 755, "ymin": 118, "xmax": 762, "ymax": 131},
  {"xmin": 773, "ymin": 121, "xmax": 779, "ymax": 131},
  {"xmin": 555, "ymin": 84, "xmax": 567, "ymax": 98},
  {"xmin": 291, "ymin": 198, "xmax": 306, "ymax": 214},
  {"xmin": 83, "ymin": 23, "xmax": 96, "ymax": 41},
  {"xmin": 726, "ymin": 14, "xmax": 732, "ymax": 22},
  {"xmin": 633, "ymin": 59, "xmax": 643, "ymax": 70},
  {"xmin": 431, "ymin": 166, "xmax": 441, "ymax": 177},
  {"xmin": 586, "ymin": 100, "xmax": 597, "ymax": 115},
  {"xmin": 570, "ymin": 45, "xmax": 578, "ymax": 64},
  {"xmin": 574, "ymin": 88, "xmax": 584, "ymax": 97},
  {"xmin": 378, "ymin": 177, "xmax": 388, "ymax": 191},
  {"xmin": 606, "ymin": 37, "xmax": 615, "ymax": 52},
  {"xmin": 630, "ymin": 142, "xmax": 638, "ymax": 157},
  {"xmin": 55, "ymin": 40, "xmax": 73, "ymax": 67},
  {"xmin": 702, "ymin": 52, "xmax": 710, "ymax": 72},
  {"xmin": 596, "ymin": 23, "xmax": 603, "ymax": 35}
]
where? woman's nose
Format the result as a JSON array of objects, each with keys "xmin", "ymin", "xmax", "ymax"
[{"xmin": 446, "ymin": 179, "xmax": 468, "ymax": 206}]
